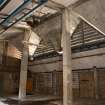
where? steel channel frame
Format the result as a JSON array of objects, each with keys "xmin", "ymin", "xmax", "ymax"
[{"xmin": 0, "ymin": 0, "xmax": 48, "ymax": 34}]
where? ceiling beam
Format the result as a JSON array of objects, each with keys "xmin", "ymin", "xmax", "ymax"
[
  {"xmin": 73, "ymin": 0, "xmax": 105, "ymax": 36},
  {"xmin": 46, "ymin": 0, "xmax": 89, "ymax": 12},
  {"xmin": 46, "ymin": 0, "xmax": 65, "ymax": 11},
  {"xmin": 34, "ymin": 0, "xmax": 65, "ymax": 11},
  {"xmin": 70, "ymin": 0, "xmax": 90, "ymax": 8}
]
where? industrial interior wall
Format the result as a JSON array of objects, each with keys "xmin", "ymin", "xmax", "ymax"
[
  {"xmin": 98, "ymin": 69, "xmax": 105, "ymax": 98},
  {"xmin": 29, "ymin": 48, "xmax": 105, "ymax": 72},
  {"xmin": 3, "ymin": 72, "xmax": 19, "ymax": 96},
  {"xmin": 0, "ymin": 40, "xmax": 21, "ymax": 68},
  {"xmin": 0, "ymin": 40, "xmax": 7, "ymax": 64},
  {"xmin": 0, "ymin": 72, "xmax": 19, "ymax": 96},
  {"xmin": 32, "ymin": 71, "xmax": 63, "ymax": 96},
  {"xmin": 29, "ymin": 48, "xmax": 105, "ymax": 98},
  {"xmin": 0, "ymin": 41, "xmax": 21, "ymax": 96},
  {"xmin": 31, "ymin": 67, "xmax": 105, "ymax": 98},
  {"xmin": 7, "ymin": 43, "xmax": 21, "ymax": 65},
  {"xmin": 77, "ymin": 68, "xmax": 105, "ymax": 98},
  {"xmin": 32, "ymin": 71, "xmax": 83, "ymax": 98}
]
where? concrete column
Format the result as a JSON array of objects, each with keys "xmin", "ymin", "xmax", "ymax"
[
  {"xmin": 19, "ymin": 30, "xmax": 30, "ymax": 99},
  {"xmin": 93, "ymin": 66, "xmax": 99, "ymax": 99},
  {"xmin": 62, "ymin": 8, "xmax": 73, "ymax": 105}
]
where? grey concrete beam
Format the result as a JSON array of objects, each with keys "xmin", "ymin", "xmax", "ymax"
[
  {"xmin": 70, "ymin": 0, "xmax": 90, "ymax": 8},
  {"xmin": 46, "ymin": 0, "xmax": 65, "ymax": 11}
]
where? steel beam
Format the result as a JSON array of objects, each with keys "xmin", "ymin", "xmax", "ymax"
[
  {"xmin": 0, "ymin": 0, "xmax": 11, "ymax": 11},
  {"xmin": 0, "ymin": 0, "xmax": 31, "ymax": 25},
  {"xmin": 0, "ymin": 0, "xmax": 48, "ymax": 34}
]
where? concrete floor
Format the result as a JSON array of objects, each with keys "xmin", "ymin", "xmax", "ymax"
[
  {"xmin": 50, "ymin": 99, "xmax": 105, "ymax": 105},
  {"xmin": 9, "ymin": 95, "xmax": 60, "ymax": 102},
  {"xmin": 74, "ymin": 98, "xmax": 105, "ymax": 105},
  {"xmin": 0, "ymin": 95, "xmax": 61, "ymax": 105},
  {"xmin": 1, "ymin": 97, "xmax": 105, "ymax": 105}
]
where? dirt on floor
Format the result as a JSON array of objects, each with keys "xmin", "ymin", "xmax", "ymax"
[
  {"xmin": 1, "ymin": 98, "xmax": 105, "ymax": 105},
  {"xmin": 74, "ymin": 98, "xmax": 105, "ymax": 105}
]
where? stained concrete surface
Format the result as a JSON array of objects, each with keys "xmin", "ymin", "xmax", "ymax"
[
  {"xmin": 0, "ymin": 95, "xmax": 61, "ymax": 105},
  {"xmin": 1, "ymin": 99, "xmax": 50, "ymax": 105},
  {"xmin": 74, "ymin": 99, "xmax": 105, "ymax": 105},
  {"xmin": 1, "ymin": 98, "xmax": 105, "ymax": 105},
  {"xmin": 50, "ymin": 99, "xmax": 105, "ymax": 105},
  {"xmin": 10, "ymin": 95, "xmax": 60, "ymax": 102}
]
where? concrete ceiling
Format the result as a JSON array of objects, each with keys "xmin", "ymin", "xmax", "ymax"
[
  {"xmin": 1, "ymin": 0, "xmax": 105, "ymax": 58},
  {"xmin": 73, "ymin": 0, "xmax": 105, "ymax": 36},
  {"xmin": 52, "ymin": 0, "xmax": 79, "ymax": 6}
]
